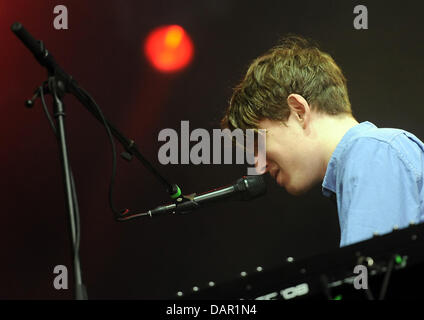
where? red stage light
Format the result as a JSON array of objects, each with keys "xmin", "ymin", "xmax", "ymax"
[{"xmin": 144, "ymin": 25, "xmax": 194, "ymax": 73}]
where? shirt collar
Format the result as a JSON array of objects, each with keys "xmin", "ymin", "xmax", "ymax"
[{"xmin": 322, "ymin": 121, "xmax": 377, "ymax": 197}]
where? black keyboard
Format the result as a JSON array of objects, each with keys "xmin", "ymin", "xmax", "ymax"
[{"xmin": 178, "ymin": 222, "xmax": 424, "ymax": 300}]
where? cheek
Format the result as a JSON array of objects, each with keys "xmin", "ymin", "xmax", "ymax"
[
  {"xmin": 265, "ymin": 146, "xmax": 283, "ymax": 165},
  {"xmin": 266, "ymin": 138, "xmax": 299, "ymax": 172}
]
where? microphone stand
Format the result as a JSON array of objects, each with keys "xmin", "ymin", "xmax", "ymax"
[
  {"xmin": 11, "ymin": 22, "xmax": 182, "ymax": 300},
  {"xmin": 50, "ymin": 75, "xmax": 87, "ymax": 300}
]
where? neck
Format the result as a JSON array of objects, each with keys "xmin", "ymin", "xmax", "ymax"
[{"xmin": 315, "ymin": 114, "xmax": 359, "ymax": 178}]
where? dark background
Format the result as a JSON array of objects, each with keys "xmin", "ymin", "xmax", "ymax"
[{"xmin": 1, "ymin": 0, "xmax": 423, "ymax": 299}]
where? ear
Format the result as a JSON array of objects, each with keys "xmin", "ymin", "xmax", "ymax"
[{"xmin": 287, "ymin": 94, "xmax": 311, "ymax": 128}]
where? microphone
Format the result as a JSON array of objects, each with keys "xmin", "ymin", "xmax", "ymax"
[{"xmin": 119, "ymin": 175, "xmax": 267, "ymax": 220}]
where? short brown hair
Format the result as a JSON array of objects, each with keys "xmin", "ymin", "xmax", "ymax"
[{"xmin": 221, "ymin": 35, "xmax": 352, "ymax": 131}]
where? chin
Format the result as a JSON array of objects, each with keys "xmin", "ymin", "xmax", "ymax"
[{"xmin": 285, "ymin": 183, "xmax": 309, "ymax": 196}]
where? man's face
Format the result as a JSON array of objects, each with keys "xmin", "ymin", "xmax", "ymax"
[{"xmin": 257, "ymin": 112, "xmax": 323, "ymax": 195}]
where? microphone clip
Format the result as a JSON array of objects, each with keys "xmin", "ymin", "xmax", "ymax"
[{"xmin": 174, "ymin": 193, "xmax": 199, "ymax": 214}]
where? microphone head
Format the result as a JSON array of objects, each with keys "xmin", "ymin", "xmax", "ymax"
[{"xmin": 235, "ymin": 175, "xmax": 267, "ymax": 200}]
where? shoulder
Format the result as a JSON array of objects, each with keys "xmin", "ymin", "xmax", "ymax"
[{"xmin": 339, "ymin": 127, "xmax": 424, "ymax": 179}]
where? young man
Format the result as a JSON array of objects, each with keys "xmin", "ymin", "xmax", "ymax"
[{"xmin": 221, "ymin": 36, "xmax": 424, "ymax": 247}]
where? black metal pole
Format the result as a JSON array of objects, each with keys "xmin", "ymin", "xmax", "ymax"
[{"xmin": 51, "ymin": 77, "xmax": 87, "ymax": 300}]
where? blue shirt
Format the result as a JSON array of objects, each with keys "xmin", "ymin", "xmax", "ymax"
[{"xmin": 322, "ymin": 121, "xmax": 424, "ymax": 247}]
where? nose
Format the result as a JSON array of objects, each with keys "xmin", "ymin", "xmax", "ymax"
[{"xmin": 255, "ymin": 159, "xmax": 269, "ymax": 174}]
